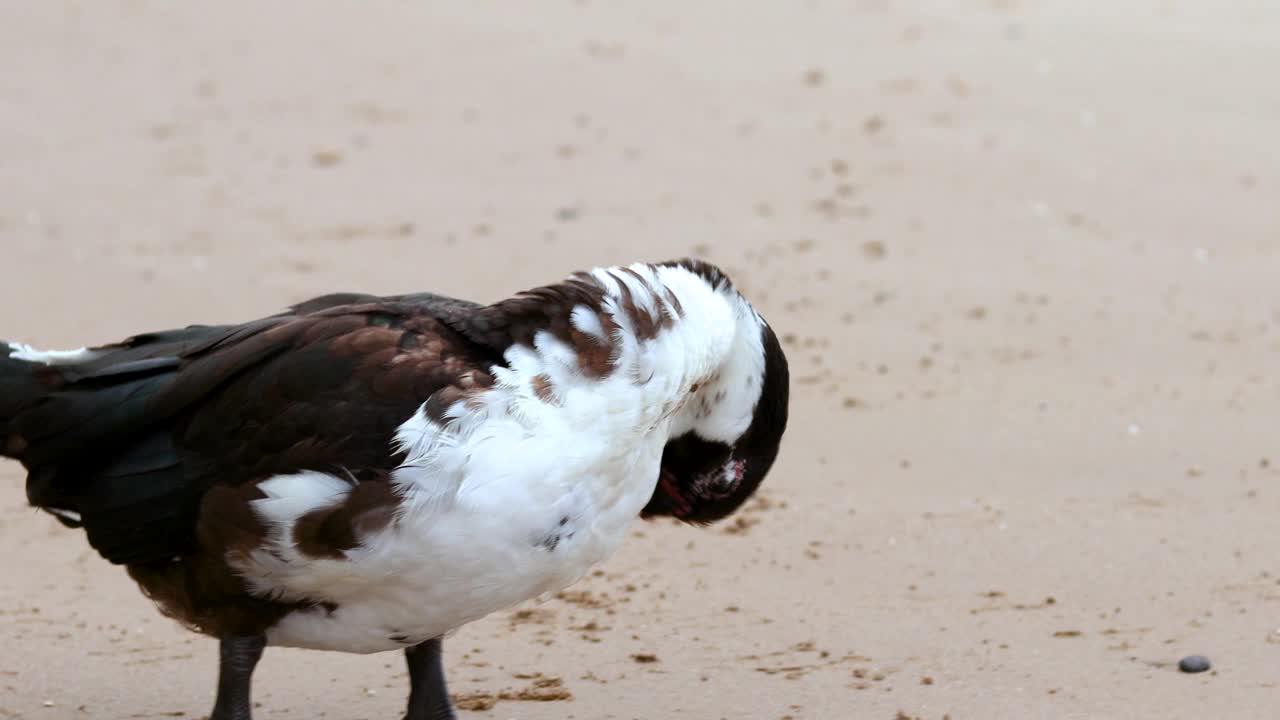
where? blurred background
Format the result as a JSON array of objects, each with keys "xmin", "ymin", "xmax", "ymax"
[{"xmin": 2, "ymin": 3, "xmax": 1278, "ymax": 718}]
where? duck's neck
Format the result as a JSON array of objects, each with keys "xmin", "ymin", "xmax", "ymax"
[{"xmin": 581, "ymin": 262, "xmax": 765, "ymax": 443}]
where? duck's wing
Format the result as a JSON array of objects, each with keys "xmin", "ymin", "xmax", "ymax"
[{"xmin": 4, "ymin": 292, "xmax": 496, "ymax": 566}]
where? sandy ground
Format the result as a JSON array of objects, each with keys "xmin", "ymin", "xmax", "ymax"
[{"xmin": 2, "ymin": 2, "xmax": 1279, "ymax": 718}]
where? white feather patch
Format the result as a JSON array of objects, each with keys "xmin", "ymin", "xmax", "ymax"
[
  {"xmin": 569, "ymin": 304, "xmax": 607, "ymax": 341},
  {"xmin": 253, "ymin": 471, "xmax": 352, "ymax": 527},
  {"xmin": 7, "ymin": 342, "xmax": 98, "ymax": 365}
]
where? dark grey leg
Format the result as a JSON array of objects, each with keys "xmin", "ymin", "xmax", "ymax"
[
  {"xmin": 403, "ymin": 638, "xmax": 456, "ymax": 720},
  {"xmin": 210, "ymin": 635, "xmax": 266, "ymax": 720}
]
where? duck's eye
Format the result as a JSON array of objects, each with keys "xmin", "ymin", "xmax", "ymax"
[{"xmin": 695, "ymin": 458, "xmax": 745, "ymax": 499}]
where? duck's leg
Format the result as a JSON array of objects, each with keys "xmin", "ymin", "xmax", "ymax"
[
  {"xmin": 210, "ymin": 634, "xmax": 266, "ymax": 720},
  {"xmin": 403, "ymin": 638, "xmax": 456, "ymax": 720}
]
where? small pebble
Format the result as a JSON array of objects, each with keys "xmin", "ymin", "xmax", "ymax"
[{"xmin": 1178, "ymin": 655, "xmax": 1211, "ymax": 674}]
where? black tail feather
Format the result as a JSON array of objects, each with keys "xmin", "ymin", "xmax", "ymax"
[
  {"xmin": 1, "ymin": 343, "xmax": 53, "ymax": 459},
  {"xmin": 1, "ymin": 336, "xmax": 205, "ymax": 561}
]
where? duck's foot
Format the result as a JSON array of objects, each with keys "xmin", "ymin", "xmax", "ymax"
[
  {"xmin": 403, "ymin": 638, "xmax": 456, "ymax": 720},
  {"xmin": 210, "ymin": 634, "xmax": 266, "ymax": 720}
]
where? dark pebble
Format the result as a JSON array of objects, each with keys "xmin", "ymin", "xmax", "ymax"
[{"xmin": 1178, "ymin": 655, "xmax": 1211, "ymax": 674}]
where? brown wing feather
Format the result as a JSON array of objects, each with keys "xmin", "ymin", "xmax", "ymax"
[{"xmin": 9, "ymin": 296, "xmax": 493, "ymax": 565}]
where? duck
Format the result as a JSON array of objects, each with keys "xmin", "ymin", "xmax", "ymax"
[{"xmin": 0, "ymin": 258, "xmax": 790, "ymax": 719}]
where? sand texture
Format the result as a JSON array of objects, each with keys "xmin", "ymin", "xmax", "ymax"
[{"xmin": 2, "ymin": 3, "xmax": 1278, "ymax": 718}]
